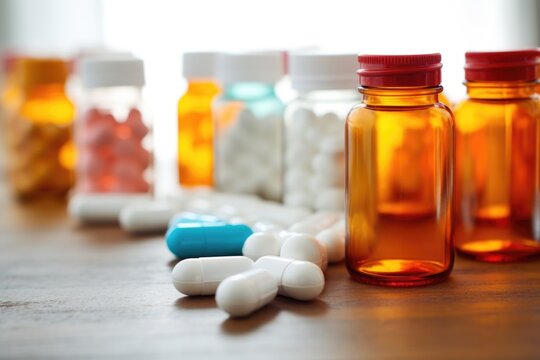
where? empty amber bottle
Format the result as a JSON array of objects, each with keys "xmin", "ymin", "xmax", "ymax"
[
  {"xmin": 455, "ymin": 49, "xmax": 540, "ymax": 262},
  {"xmin": 346, "ymin": 54, "xmax": 454, "ymax": 286},
  {"xmin": 177, "ymin": 52, "xmax": 220, "ymax": 187},
  {"xmin": 7, "ymin": 58, "xmax": 75, "ymax": 198}
]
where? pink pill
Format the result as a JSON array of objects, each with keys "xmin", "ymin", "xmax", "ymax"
[
  {"xmin": 125, "ymin": 108, "xmax": 148, "ymax": 139},
  {"xmin": 112, "ymin": 159, "xmax": 144, "ymax": 181},
  {"xmin": 114, "ymin": 137, "xmax": 140, "ymax": 157},
  {"xmin": 79, "ymin": 153, "xmax": 107, "ymax": 177}
]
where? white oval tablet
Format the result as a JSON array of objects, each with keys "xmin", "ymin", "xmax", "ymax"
[
  {"xmin": 315, "ymin": 227, "xmax": 345, "ymax": 263},
  {"xmin": 280, "ymin": 234, "xmax": 328, "ymax": 271},
  {"xmin": 172, "ymin": 256, "xmax": 254, "ymax": 296},
  {"xmin": 216, "ymin": 268, "xmax": 278, "ymax": 317},
  {"xmin": 242, "ymin": 232, "xmax": 282, "ymax": 261},
  {"xmin": 255, "ymin": 256, "xmax": 324, "ymax": 301}
]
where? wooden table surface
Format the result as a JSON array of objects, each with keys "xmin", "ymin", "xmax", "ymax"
[{"xmin": 1, "ymin": 187, "xmax": 539, "ymax": 360}]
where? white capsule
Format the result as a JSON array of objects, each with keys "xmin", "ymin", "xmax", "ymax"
[
  {"xmin": 242, "ymin": 232, "xmax": 282, "ymax": 261},
  {"xmin": 251, "ymin": 221, "xmax": 283, "ymax": 233},
  {"xmin": 172, "ymin": 256, "xmax": 254, "ymax": 296},
  {"xmin": 317, "ymin": 135, "xmax": 344, "ymax": 155},
  {"xmin": 315, "ymin": 188, "xmax": 345, "ymax": 211},
  {"xmin": 120, "ymin": 200, "xmax": 183, "ymax": 233},
  {"xmin": 254, "ymin": 256, "xmax": 324, "ymax": 301},
  {"xmin": 315, "ymin": 226, "xmax": 345, "ymax": 263},
  {"xmin": 216, "ymin": 268, "xmax": 278, "ymax": 317},
  {"xmin": 289, "ymin": 211, "xmax": 342, "ymax": 235},
  {"xmin": 68, "ymin": 193, "xmax": 151, "ymax": 224},
  {"xmin": 290, "ymin": 108, "xmax": 317, "ymax": 134},
  {"xmin": 280, "ymin": 234, "xmax": 328, "ymax": 271}
]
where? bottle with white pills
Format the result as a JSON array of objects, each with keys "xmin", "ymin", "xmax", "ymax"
[
  {"xmin": 284, "ymin": 52, "xmax": 359, "ymax": 211},
  {"xmin": 69, "ymin": 55, "xmax": 153, "ymax": 223},
  {"xmin": 213, "ymin": 52, "xmax": 285, "ymax": 201}
]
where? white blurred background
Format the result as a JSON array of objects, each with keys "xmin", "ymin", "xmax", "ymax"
[{"xmin": 1, "ymin": 0, "xmax": 539, "ymax": 193}]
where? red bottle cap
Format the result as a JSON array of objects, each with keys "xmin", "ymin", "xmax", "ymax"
[
  {"xmin": 358, "ymin": 54, "xmax": 442, "ymax": 87},
  {"xmin": 464, "ymin": 49, "xmax": 539, "ymax": 82}
]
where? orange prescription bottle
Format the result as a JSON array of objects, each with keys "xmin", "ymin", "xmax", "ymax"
[
  {"xmin": 7, "ymin": 58, "xmax": 75, "ymax": 199},
  {"xmin": 178, "ymin": 52, "xmax": 220, "ymax": 187},
  {"xmin": 346, "ymin": 54, "xmax": 455, "ymax": 286},
  {"xmin": 455, "ymin": 49, "xmax": 540, "ymax": 262}
]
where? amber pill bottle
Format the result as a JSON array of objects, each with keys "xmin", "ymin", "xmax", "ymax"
[
  {"xmin": 345, "ymin": 54, "xmax": 455, "ymax": 286},
  {"xmin": 455, "ymin": 49, "xmax": 540, "ymax": 262},
  {"xmin": 177, "ymin": 52, "xmax": 220, "ymax": 187},
  {"xmin": 8, "ymin": 58, "xmax": 75, "ymax": 199}
]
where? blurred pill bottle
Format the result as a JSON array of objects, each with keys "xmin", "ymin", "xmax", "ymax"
[
  {"xmin": 346, "ymin": 54, "xmax": 455, "ymax": 286},
  {"xmin": 75, "ymin": 55, "xmax": 152, "ymax": 195},
  {"xmin": 1, "ymin": 53, "xmax": 21, "ymax": 123},
  {"xmin": 178, "ymin": 52, "xmax": 220, "ymax": 188},
  {"xmin": 7, "ymin": 58, "xmax": 75, "ymax": 199},
  {"xmin": 284, "ymin": 52, "xmax": 359, "ymax": 211},
  {"xmin": 213, "ymin": 52, "xmax": 285, "ymax": 201},
  {"xmin": 454, "ymin": 49, "xmax": 540, "ymax": 262}
]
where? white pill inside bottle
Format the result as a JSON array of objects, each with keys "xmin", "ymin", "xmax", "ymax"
[
  {"xmin": 255, "ymin": 256, "xmax": 325, "ymax": 301},
  {"xmin": 172, "ymin": 256, "xmax": 254, "ymax": 296},
  {"xmin": 242, "ymin": 232, "xmax": 282, "ymax": 261},
  {"xmin": 280, "ymin": 234, "xmax": 328, "ymax": 271},
  {"xmin": 216, "ymin": 268, "xmax": 278, "ymax": 317}
]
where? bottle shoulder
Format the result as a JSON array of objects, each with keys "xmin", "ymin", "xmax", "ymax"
[{"xmin": 347, "ymin": 102, "xmax": 453, "ymax": 126}]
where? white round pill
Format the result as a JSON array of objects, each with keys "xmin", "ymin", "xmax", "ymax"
[
  {"xmin": 172, "ymin": 256, "xmax": 254, "ymax": 296},
  {"xmin": 285, "ymin": 167, "xmax": 312, "ymax": 192},
  {"xmin": 216, "ymin": 268, "xmax": 278, "ymax": 317},
  {"xmin": 242, "ymin": 232, "xmax": 282, "ymax": 261},
  {"xmin": 312, "ymin": 153, "xmax": 342, "ymax": 174},
  {"xmin": 290, "ymin": 108, "xmax": 316, "ymax": 134},
  {"xmin": 280, "ymin": 234, "xmax": 328, "ymax": 271},
  {"xmin": 285, "ymin": 143, "xmax": 313, "ymax": 167},
  {"xmin": 284, "ymin": 191, "xmax": 312, "ymax": 208},
  {"xmin": 255, "ymin": 256, "xmax": 325, "ymax": 301},
  {"xmin": 315, "ymin": 227, "xmax": 345, "ymax": 263}
]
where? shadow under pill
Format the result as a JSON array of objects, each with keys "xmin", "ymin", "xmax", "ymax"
[
  {"xmin": 220, "ymin": 305, "xmax": 280, "ymax": 335},
  {"xmin": 273, "ymin": 297, "xmax": 330, "ymax": 317},
  {"xmin": 175, "ymin": 296, "xmax": 216, "ymax": 310},
  {"xmin": 168, "ymin": 258, "xmax": 180, "ymax": 268}
]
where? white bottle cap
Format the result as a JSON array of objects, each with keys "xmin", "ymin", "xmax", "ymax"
[
  {"xmin": 289, "ymin": 51, "xmax": 358, "ymax": 91},
  {"xmin": 216, "ymin": 51, "xmax": 285, "ymax": 84},
  {"xmin": 79, "ymin": 55, "xmax": 145, "ymax": 88},
  {"xmin": 182, "ymin": 51, "xmax": 217, "ymax": 79}
]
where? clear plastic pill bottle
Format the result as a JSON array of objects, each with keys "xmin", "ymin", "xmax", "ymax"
[
  {"xmin": 213, "ymin": 52, "xmax": 285, "ymax": 201},
  {"xmin": 75, "ymin": 55, "xmax": 152, "ymax": 194},
  {"xmin": 284, "ymin": 52, "xmax": 359, "ymax": 211},
  {"xmin": 7, "ymin": 58, "xmax": 75, "ymax": 199},
  {"xmin": 178, "ymin": 52, "xmax": 220, "ymax": 188},
  {"xmin": 346, "ymin": 54, "xmax": 455, "ymax": 286},
  {"xmin": 455, "ymin": 49, "xmax": 540, "ymax": 262}
]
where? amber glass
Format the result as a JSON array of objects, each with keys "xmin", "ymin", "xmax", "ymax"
[
  {"xmin": 346, "ymin": 86, "xmax": 454, "ymax": 286},
  {"xmin": 7, "ymin": 83, "xmax": 75, "ymax": 198},
  {"xmin": 455, "ymin": 81, "xmax": 540, "ymax": 262},
  {"xmin": 177, "ymin": 80, "xmax": 219, "ymax": 187}
]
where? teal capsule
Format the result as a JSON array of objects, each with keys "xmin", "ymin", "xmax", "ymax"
[{"xmin": 166, "ymin": 222, "xmax": 253, "ymax": 259}]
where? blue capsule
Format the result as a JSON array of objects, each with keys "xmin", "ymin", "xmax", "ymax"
[{"xmin": 166, "ymin": 221, "xmax": 253, "ymax": 259}]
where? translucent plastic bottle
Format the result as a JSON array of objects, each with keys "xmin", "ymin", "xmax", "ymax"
[
  {"xmin": 75, "ymin": 55, "xmax": 151, "ymax": 194},
  {"xmin": 213, "ymin": 52, "xmax": 284, "ymax": 201},
  {"xmin": 346, "ymin": 54, "xmax": 455, "ymax": 286},
  {"xmin": 7, "ymin": 58, "xmax": 75, "ymax": 198},
  {"xmin": 455, "ymin": 49, "xmax": 540, "ymax": 262},
  {"xmin": 178, "ymin": 52, "xmax": 220, "ymax": 187},
  {"xmin": 284, "ymin": 52, "xmax": 359, "ymax": 211}
]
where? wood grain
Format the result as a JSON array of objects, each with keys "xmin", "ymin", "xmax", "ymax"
[{"xmin": 1, "ymin": 186, "xmax": 539, "ymax": 360}]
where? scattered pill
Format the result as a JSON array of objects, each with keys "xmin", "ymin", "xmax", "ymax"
[
  {"xmin": 172, "ymin": 256, "xmax": 254, "ymax": 296},
  {"xmin": 216, "ymin": 268, "xmax": 278, "ymax": 317},
  {"xmin": 254, "ymin": 256, "xmax": 325, "ymax": 301},
  {"xmin": 280, "ymin": 234, "xmax": 328, "ymax": 271},
  {"xmin": 242, "ymin": 232, "xmax": 282, "ymax": 261}
]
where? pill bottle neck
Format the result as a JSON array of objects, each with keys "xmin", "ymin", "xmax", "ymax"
[
  {"xmin": 361, "ymin": 86, "xmax": 442, "ymax": 107},
  {"xmin": 186, "ymin": 79, "xmax": 220, "ymax": 96},
  {"xmin": 465, "ymin": 81, "xmax": 537, "ymax": 100},
  {"xmin": 223, "ymin": 82, "xmax": 277, "ymax": 101},
  {"xmin": 297, "ymin": 89, "xmax": 359, "ymax": 102}
]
